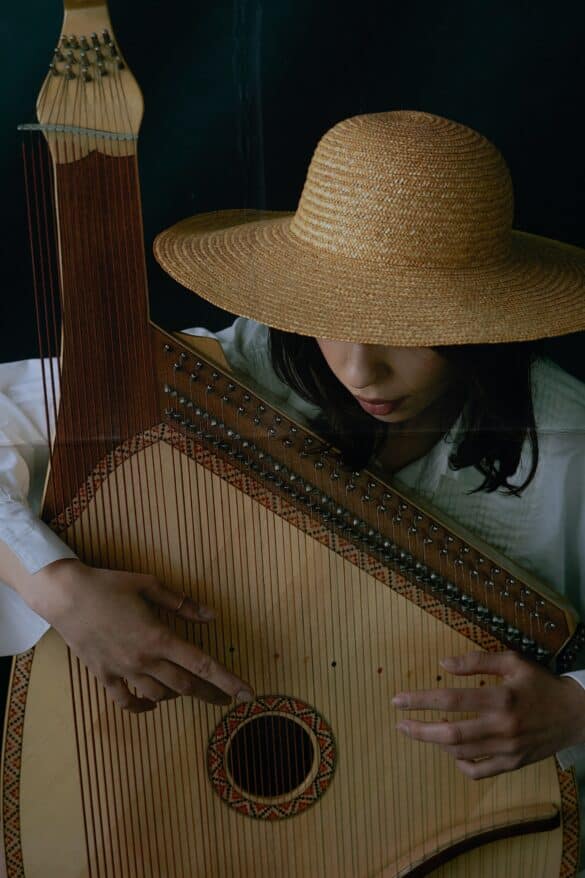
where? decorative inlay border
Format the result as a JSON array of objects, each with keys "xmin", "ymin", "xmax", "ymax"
[
  {"xmin": 207, "ymin": 695, "xmax": 336, "ymax": 820},
  {"xmin": 559, "ymin": 767, "xmax": 580, "ymax": 878},
  {"xmin": 2, "ymin": 650, "xmax": 33, "ymax": 878}
]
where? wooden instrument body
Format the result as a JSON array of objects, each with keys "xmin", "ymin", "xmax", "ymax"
[
  {"xmin": 2, "ymin": 2, "xmax": 582, "ymax": 874},
  {"xmin": 1, "ymin": 326, "xmax": 581, "ymax": 877}
]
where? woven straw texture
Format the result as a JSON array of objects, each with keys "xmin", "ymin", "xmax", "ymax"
[{"xmin": 154, "ymin": 111, "xmax": 585, "ymax": 345}]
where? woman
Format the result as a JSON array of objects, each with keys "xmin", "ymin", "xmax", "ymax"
[{"xmin": 1, "ymin": 109, "xmax": 585, "ymax": 787}]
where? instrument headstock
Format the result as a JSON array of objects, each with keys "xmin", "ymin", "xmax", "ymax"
[{"xmin": 32, "ymin": 1, "xmax": 143, "ymax": 161}]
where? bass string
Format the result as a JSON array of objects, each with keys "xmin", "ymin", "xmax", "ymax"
[
  {"xmin": 109, "ymin": 121, "xmax": 169, "ymax": 878},
  {"xmin": 25, "ymin": 125, "xmax": 101, "ymax": 873},
  {"xmin": 79, "ymin": 97, "xmax": 143, "ymax": 878},
  {"xmin": 58, "ymin": 123, "xmax": 113, "ymax": 878},
  {"xmin": 80, "ymin": 100, "xmax": 135, "ymax": 878}
]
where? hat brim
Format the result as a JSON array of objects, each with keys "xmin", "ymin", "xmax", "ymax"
[{"xmin": 154, "ymin": 209, "xmax": 585, "ymax": 345}]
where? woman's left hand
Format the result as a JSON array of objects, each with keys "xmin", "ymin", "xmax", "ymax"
[{"xmin": 392, "ymin": 651, "xmax": 585, "ymax": 779}]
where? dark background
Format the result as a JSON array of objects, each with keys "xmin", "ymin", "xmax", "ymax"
[
  {"xmin": 2, "ymin": 0, "xmax": 585, "ymax": 364},
  {"xmin": 1, "ymin": 1, "xmax": 584, "ymax": 709}
]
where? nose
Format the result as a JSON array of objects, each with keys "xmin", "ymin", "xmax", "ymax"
[{"xmin": 344, "ymin": 344, "xmax": 388, "ymax": 390}]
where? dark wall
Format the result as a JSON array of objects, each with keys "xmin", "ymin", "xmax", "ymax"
[{"xmin": 2, "ymin": 0, "xmax": 584, "ymax": 368}]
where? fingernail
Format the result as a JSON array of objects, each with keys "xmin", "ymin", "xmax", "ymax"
[
  {"xmin": 198, "ymin": 605, "xmax": 216, "ymax": 621},
  {"xmin": 392, "ymin": 694, "xmax": 408, "ymax": 707},
  {"xmin": 235, "ymin": 689, "xmax": 255, "ymax": 703},
  {"xmin": 440, "ymin": 657, "xmax": 458, "ymax": 670},
  {"xmin": 396, "ymin": 722, "xmax": 409, "ymax": 734}
]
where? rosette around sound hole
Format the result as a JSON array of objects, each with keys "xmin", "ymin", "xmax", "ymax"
[{"xmin": 207, "ymin": 695, "xmax": 337, "ymax": 820}]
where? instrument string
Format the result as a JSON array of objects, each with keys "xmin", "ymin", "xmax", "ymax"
[
  {"xmin": 90, "ymin": 120, "xmax": 141, "ymax": 878},
  {"xmin": 87, "ymin": 116, "xmax": 150, "ymax": 877},
  {"xmin": 198, "ymin": 408, "xmax": 232, "ymax": 872},
  {"xmin": 212, "ymin": 396, "xmax": 249, "ymax": 875},
  {"xmin": 437, "ymin": 529, "xmax": 459, "ymax": 873},
  {"xmin": 376, "ymin": 501, "xmax": 398, "ymax": 869},
  {"xmin": 274, "ymin": 434, "xmax": 305, "ymax": 873},
  {"xmin": 251, "ymin": 418, "xmax": 289, "ymax": 872},
  {"xmin": 421, "ymin": 522, "xmax": 443, "ymax": 872},
  {"xmin": 406, "ymin": 520, "xmax": 442, "ymax": 858},
  {"xmin": 234, "ymin": 407, "xmax": 275, "ymax": 875},
  {"xmin": 68, "ymin": 124, "xmax": 127, "ymax": 873},
  {"xmin": 332, "ymin": 522, "xmax": 355, "ymax": 878},
  {"xmin": 56, "ymin": 125, "xmax": 113, "ymax": 877},
  {"xmin": 355, "ymin": 494, "xmax": 378, "ymax": 875},
  {"xmin": 115, "ymin": 53, "xmax": 191, "ymax": 868},
  {"xmin": 275, "ymin": 438, "xmax": 309, "ymax": 873},
  {"xmin": 341, "ymin": 474, "xmax": 366, "ymax": 874},
  {"xmin": 400, "ymin": 514, "xmax": 419, "ymax": 870},
  {"xmin": 186, "ymin": 382, "xmax": 222, "ymax": 870},
  {"xmin": 294, "ymin": 443, "xmax": 331, "ymax": 873},
  {"xmin": 115, "ymin": 130, "xmax": 174, "ymax": 878},
  {"xmin": 197, "ymin": 393, "xmax": 234, "ymax": 872},
  {"xmin": 167, "ymin": 367, "xmax": 202, "ymax": 873},
  {"xmin": 224, "ymin": 401, "xmax": 270, "ymax": 869},
  {"xmin": 25, "ymin": 127, "xmax": 100, "ymax": 874}
]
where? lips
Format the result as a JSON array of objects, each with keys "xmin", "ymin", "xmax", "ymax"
[{"xmin": 355, "ymin": 396, "xmax": 403, "ymax": 416}]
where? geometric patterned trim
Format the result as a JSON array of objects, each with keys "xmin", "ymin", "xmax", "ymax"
[
  {"xmin": 560, "ymin": 767, "xmax": 581, "ymax": 878},
  {"xmin": 2, "ymin": 650, "xmax": 33, "ymax": 878},
  {"xmin": 207, "ymin": 695, "xmax": 336, "ymax": 821}
]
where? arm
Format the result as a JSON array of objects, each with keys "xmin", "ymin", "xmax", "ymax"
[{"xmin": 0, "ymin": 358, "xmax": 254, "ymax": 708}]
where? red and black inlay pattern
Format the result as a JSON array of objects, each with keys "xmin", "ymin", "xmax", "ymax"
[{"xmin": 207, "ymin": 695, "xmax": 336, "ymax": 821}]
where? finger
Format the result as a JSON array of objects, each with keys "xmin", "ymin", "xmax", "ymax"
[
  {"xmin": 105, "ymin": 678, "xmax": 157, "ymax": 714},
  {"xmin": 455, "ymin": 755, "xmax": 521, "ymax": 780},
  {"xmin": 150, "ymin": 659, "xmax": 232, "ymax": 706},
  {"xmin": 442, "ymin": 737, "xmax": 515, "ymax": 760},
  {"xmin": 140, "ymin": 578, "xmax": 215, "ymax": 622},
  {"xmin": 392, "ymin": 686, "xmax": 501, "ymax": 713},
  {"xmin": 396, "ymin": 715, "xmax": 501, "ymax": 746},
  {"xmin": 440, "ymin": 651, "xmax": 524, "ymax": 678},
  {"xmin": 127, "ymin": 674, "xmax": 177, "ymax": 703},
  {"xmin": 163, "ymin": 633, "xmax": 254, "ymax": 702}
]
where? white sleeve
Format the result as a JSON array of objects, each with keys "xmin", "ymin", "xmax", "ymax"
[{"xmin": 0, "ymin": 359, "xmax": 76, "ymax": 655}]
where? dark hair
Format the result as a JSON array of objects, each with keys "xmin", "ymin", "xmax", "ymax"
[{"xmin": 268, "ymin": 328, "xmax": 544, "ymax": 495}]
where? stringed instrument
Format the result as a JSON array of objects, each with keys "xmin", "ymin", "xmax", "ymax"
[{"xmin": 1, "ymin": 2, "xmax": 583, "ymax": 875}]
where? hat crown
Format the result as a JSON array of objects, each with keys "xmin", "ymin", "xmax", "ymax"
[{"xmin": 290, "ymin": 111, "xmax": 514, "ymax": 268}]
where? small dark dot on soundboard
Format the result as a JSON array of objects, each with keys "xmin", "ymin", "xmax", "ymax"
[
  {"xmin": 377, "ymin": 667, "xmax": 383, "ymax": 674},
  {"xmin": 479, "ymin": 680, "xmax": 486, "ymax": 687},
  {"xmin": 436, "ymin": 675, "xmax": 442, "ymax": 682}
]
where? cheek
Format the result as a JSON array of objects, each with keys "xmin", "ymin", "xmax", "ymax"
[
  {"xmin": 317, "ymin": 340, "xmax": 342, "ymax": 375},
  {"xmin": 399, "ymin": 352, "xmax": 455, "ymax": 397}
]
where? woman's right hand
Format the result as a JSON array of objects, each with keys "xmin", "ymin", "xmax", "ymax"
[{"xmin": 22, "ymin": 557, "xmax": 255, "ymax": 713}]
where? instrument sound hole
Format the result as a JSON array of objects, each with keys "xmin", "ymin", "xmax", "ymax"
[{"xmin": 227, "ymin": 716, "xmax": 314, "ymax": 797}]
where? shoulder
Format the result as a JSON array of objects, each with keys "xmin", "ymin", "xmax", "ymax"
[
  {"xmin": 184, "ymin": 317, "xmax": 322, "ymax": 424},
  {"xmin": 531, "ymin": 356, "xmax": 585, "ymax": 434}
]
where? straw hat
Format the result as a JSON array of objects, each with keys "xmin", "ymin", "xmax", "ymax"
[{"xmin": 154, "ymin": 110, "xmax": 585, "ymax": 345}]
